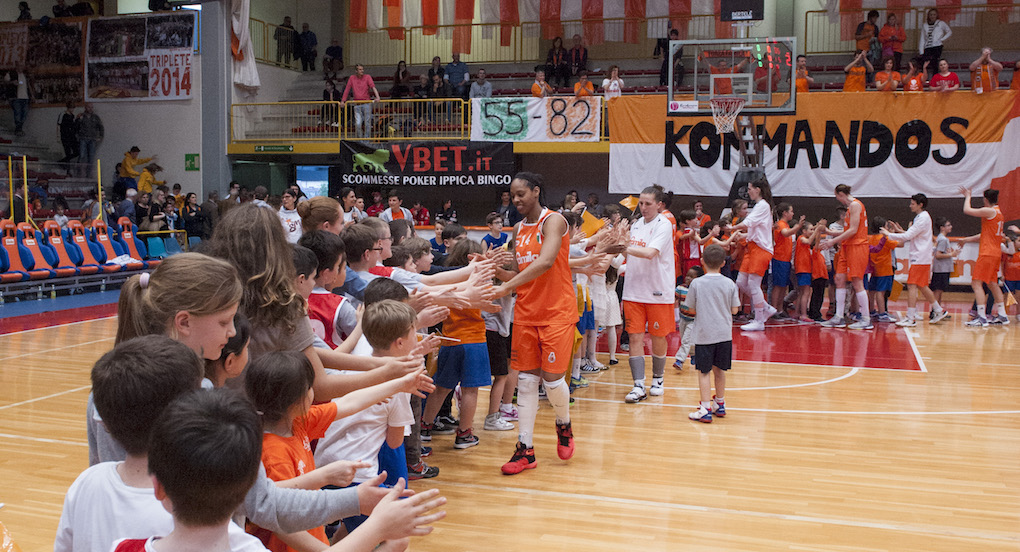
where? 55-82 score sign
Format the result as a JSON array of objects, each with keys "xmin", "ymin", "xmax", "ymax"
[
  {"xmin": 149, "ymin": 51, "xmax": 192, "ymax": 99},
  {"xmin": 470, "ymin": 97, "xmax": 602, "ymax": 142}
]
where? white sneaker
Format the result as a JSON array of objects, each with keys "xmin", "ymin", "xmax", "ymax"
[
  {"xmin": 929, "ymin": 309, "xmax": 949, "ymax": 324},
  {"xmin": 911, "ymin": 312, "xmax": 925, "ymax": 321},
  {"xmin": 965, "ymin": 316, "xmax": 989, "ymax": 327},
  {"xmin": 625, "ymin": 384, "xmax": 647, "ymax": 403},
  {"xmin": 740, "ymin": 320, "xmax": 766, "ymax": 331},
  {"xmin": 895, "ymin": 318, "xmax": 916, "ymax": 327},
  {"xmin": 649, "ymin": 377, "xmax": 664, "ymax": 396},
  {"xmin": 484, "ymin": 412, "xmax": 515, "ymax": 431},
  {"xmin": 993, "ymin": 315, "xmax": 1010, "ymax": 326},
  {"xmin": 820, "ymin": 316, "xmax": 846, "ymax": 328},
  {"xmin": 848, "ymin": 318, "xmax": 874, "ymax": 330}
]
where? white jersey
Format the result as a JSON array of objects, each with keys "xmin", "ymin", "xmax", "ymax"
[
  {"xmin": 743, "ymin": 200, "xmax": 774, "ymax": 254},
  {"xmin": 885, "ymin": 210, "xmax": 933, "ymax": 265},
  {"xmin": 622, "ymin": 214, "xmax": 676, "ymax": 305}
]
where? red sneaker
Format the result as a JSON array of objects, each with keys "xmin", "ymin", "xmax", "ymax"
[
  {"xmin": 555, "ymin": 421, "xmax": 574, "ymax": 460},
  {"xmin": 501, "ymin": 442, "xmax": 537, "ymax": 475}
]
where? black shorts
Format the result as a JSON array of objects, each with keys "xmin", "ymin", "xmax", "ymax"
[
  {"xmin": 694, "ymin": 340, "xmax": 732, "ymax": 374},
  {"xmin": 486, "ymin": 330, "xmax": 511, "ymax": 377},
  {"xmin": 930, "ymin": 272, "xmax": 950, "ymax": 292}
]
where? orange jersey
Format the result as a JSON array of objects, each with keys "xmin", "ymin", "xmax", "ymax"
[
  {"xmin": 443, "ymin": 308, "xmax": 486, "ymax": 344},
  {"xmin": 1004, "ymin": 252, "xmax": 1020, "ymax": 280},
  {"xmin": 979, "ymin": 206, "xmax": 1004, "ymax": 258},
  {"xmin": 773, "ymin": 220, "xmax": 793, "ymax": 261},
  {"xmin": 513, "ymin": 209, "xmax": 576, "ymax": 325},
  {"xmin": 796, "ymin": 70, "xmax": 810, "ymax": 93},
  {"xmin": 875, "ymin": 70, "xmax": 901, "ymax": 91},
  {"xmin": 388, "ymin": 207, "xmax": 405, "ymax": 220},
  {"xmin": 696, "ymin": 213, "xmax": 711, "ymax": 227},
  {"xmin": 573, "ymin": 81, "xmax": 594, "ymax": 96},
  {"xmin": 844, "ymin": 198, "xmax": 869, "ymax": 246},
  {"xmin": 811, "ymin": 248, "xmax": 828, "ymax": 280},
  {"xmin": 868, "ymin": 234, "xmax": 899, "ymax": 277},
  {"xmin": 531, "ymin": 81, "xmax": 551, "ymax": 97},
  {"xmin": 844, "ymin": 66, "xmax": 866, "ymax": 92},
  {"xmin": 794, "ymin": 238, "xmax": 813, "ymax": 274},
  {"xmin": 971, "ymin": 63, "xmax": 999, "ymax": 93},
  {"xmin": 710, "ymin": 65, "xmax": 736, "ymax": 94}
]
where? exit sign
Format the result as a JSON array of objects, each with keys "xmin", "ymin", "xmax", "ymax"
[
  {"xmin": 184, "ymin": 153, "xmax": 200, "ymax": 171},
  {"xmin": 254, "ymin": 145, "xmax": 294, "ymax": 152}
]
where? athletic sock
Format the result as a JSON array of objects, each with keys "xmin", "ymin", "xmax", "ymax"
[
  {"xmin": 542, "ymin": 376, "xmax": 570, "ymax": 424},
  {"xmin": 835, "ymin": 288, "xmax": 847, "ymax": 318},
  {"xmin": 855, "ymin": 290, "xmax": 870, "ymax": 320},
  {"xmin": 907, "ymin": 307, "xmax": 917, "ymax": 319},
  {"xmin": 651, "ymin": 355, "xmax": 666, "ymax": 379},
  {"xmin": 932, "ymin": 302, "xmax": 944, "ymax": 313},
  {"xmin": 629, "ymin": 355, "xmax": 646, "ymax": 382},
  {"xmin": 753, "ymin": 306, "xmax": 766, "ymax": 322},
  {"xmin": 700, "ymin": 400, "xmax": 712, "ymax": 410},
  {"xmin": 996, "ymin": 302, "xmax": 1006, "ymax": 317},
  {"xmin": 714, "ymin": 396, "xmax": 725, "ymax": 405},
  {"xmin": 978, "ymin": 305, "xmax": 987, "ymax": 319},
  {"xmin": 516, "ymin": 373, "xmax": 541, "ymax": 448}
]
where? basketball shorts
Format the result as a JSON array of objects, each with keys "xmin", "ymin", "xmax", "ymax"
[
  {"xmin": 796, "ymin": 272, "xmax": 812, "ymax": 287},
  {"xmin": 694, "ymin": 340, "xmax": 733, "ymax": 374},
  {"xmin": 836, "ymin": 244, "xmax": 869, "ymax": 280},
  {"xmin": 770, "ymin": 260, "xmax": 792, "ymax": 288},
  {"xmin": 576, "ymin": 305, "xmax": 595, "ymax": 332},
  {"xmin": 742, "ymin": 241, "xmax": 771, "ymax": 277},
  {"xmin": 907, "ymin": 264, "xmax": 931, "ymax": 287},
  {"xmin": 1005, "ymin": 280, "xmax": 1020, "ymax": 292},
  {"xmin": 623, "ymin": 300, "xmax": 674, "ymax": 337},
  {"xmin": 930, "ymin": 272, "xmax": 951, "ymax": 291},
  {"xmin": 867, "ymin": 275, "xmax": 893, "ymax": 292},
  {"xmin": 971, "ymin": 255, "xmax": 999, "ymax": 284},
  {"xmin": 511, "ymin": 323, "xmax": 574, "ymax": 374},
  {"xmin": 485, "ymin": 330, "xmax": 511, "ymax": 377},
  {"xmin": 435, "ymin": 343, "xmax": 492, "ymax": 389}
]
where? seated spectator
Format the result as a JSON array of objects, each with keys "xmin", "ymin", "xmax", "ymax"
[
  {"xmin": 379, "ymin": 190, "xmax": 412, "ymax": 222},
  {"xmin": 411, "ymin": 199, "xmax": 430, "ymax": 226},
  {"xmin": 17, "ymin": 2, "xmax": 30, "ymax": 20},
  {"xmin": 754, "ymin": 57, "xmax": 781, "ymax": 92},
  {"xmin": 879, "ymin": 13, "xmax": 906, "ymax": 71},
  {"xmin": 902, "ymin": 58, "xmax": 927, "ymax": 91},
  {"xmin": 531, "ymin": 69, "xmax": 554, "ymax": 97},
  {"xmin": 969, "ymin": 47, "xmax": 1003, "ymax": 94},
  {"xmin": 391, "ymin": 60, "xmax": 412, "ymax": 99},
  {"xmin": 413, "ymin": 74, "xmax": 429, "ymax": 98},
  {"xmin": 365, "ymin": 191, "xmax": 385, "ymax": 217},
  {"xmin": 436, "ymin": 199, "xmax": 457, "ymax": 224},
  {"xmin": 322, "ymin": 39, "xmax": 343, "ymax": 79},
  {"xmin": 445, "ymin": 52, "xmax": 470, "ymax": 99},
  {"xmin": 843, "ymin": 50, "xmax": 873, "ymax": 92},
  {"xmin": 568, "ymin": 34, "xmax": 588, "ymax": 79},
  {"xmin": 574, "ymin": 70, "xmax": 594, "ymax": 97},
  {"xmin": 874, "ymin": 57, "xmax": 901, "ymax": 91},
  {"xmin": 428, "ymin": 73, "xmax": 451, "ymax": 98},
  {"xmin": 1012, "ymin": 60, "xmax": 1020, "ymax": 90},
  {"xmin": 53, "ymin": 0, "xmax": 72, "ymax": 17},
  {"xmin": 929, "ymin": 59, "xmax": 960, "ymax": 92},
  {"xmin": 143, "ymin": 187, "xmax": 169, "ymax": 232},
  {"xmin": 470, "ymin": 69, "xmax": 492, "ymax": 98},
  {"xmin": 795, "ymin": 55, "xmax": 814, "ymax": 92},
  {"xmin": 427, "ymin": 56, "xmax": 444, "ymax": 82},
  {"xmin": 134, "ymin": 191, "xmax": 151, "ymax": 228},
  {"xmin": 546, "ymin": 37, "xmax": 569, "ymax": 88},
  {"xmin": 602, "ymin": 65, "xmax": 624, "ymax": 101}
]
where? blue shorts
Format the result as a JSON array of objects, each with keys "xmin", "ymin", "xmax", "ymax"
[
  {"xmin": 796, "ymin": 272, "xmax": 812, "ymax": 287},
  {"xmin": 1006, "ymin": 280, "xmax": 1020, "ymax": 292},
  {"xmin": 770, "ymin": 260, "xmax": 792, "ymax": 288},
  {"xmin": 435, "ymin": 342, "xmax": 492, "ymax": 389},
  {"xmin": 868, "ymin": 275, "xmax": 893, "ymax": 292},
  {"xmin": 576, "ymin": 305, "xmax": 595, "ymax": 332}
]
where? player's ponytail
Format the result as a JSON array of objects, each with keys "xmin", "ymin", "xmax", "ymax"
[
  {"xmin": 513, "ymin": 172, "xmax": 546, "ymax": 206},
  {"xmin": 749, "ymin": 177, "xmax": 773, "ymax": 208}
]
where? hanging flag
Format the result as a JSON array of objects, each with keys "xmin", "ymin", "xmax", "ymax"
[
  {"xmin": 540, "ymin": 0, "xmax": 562, "ymax": 40},
  {"xmin": 624, "ymin": 0, "xmax": 645, "ymax": 43},
  {"xmin": 386, "ymin": 0, "xmax": 404, "ymax": 39},
  {"xmin": 936, "ymin": 0, "xmax": 963, "ymax": 23},
  {"xmin": 500, "ymin": 0, "xmax": 520, "ymax": 46},
  {"xmin": 367, "ymin": 1, "xmax": 385, "ymax": 31},
  {"xmin": 714, "ymin": 0, "xmax": 732, "ymax": 38},
  {"xmin": 839, "ymin": 0, "xmax": 862, "ymax": 41},
  {"xmin": 582, "ymin": 0, "xmax": 604, "ymax": 45},
  {"xmin": 350, "ymin": 0, "xmax": 367, "ymax": 31},
  {"xmin": 481, "ymin": 0, "xmax": 499, "ymax": 40},
  {"xmin": 604, "ymin": 0, "xmax": 624, "ymax": 42},
  {"xmin": 423, "ymin": 0, "xmax": 439, "ymax": 35},
  {"xmin": 452, "ymin": 0, "xmax": 474, "ymax": 54}
]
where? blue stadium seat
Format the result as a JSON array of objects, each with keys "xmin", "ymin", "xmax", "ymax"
[
  {"xmin": 164, "ymin": 237, "xmax": 184, "ymax": 256},
  {"xmin": 147, "ymin": 237, "xmax": 169, "ymax": 259}
]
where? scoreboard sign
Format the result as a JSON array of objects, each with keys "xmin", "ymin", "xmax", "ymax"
[{"xmin": 470, "ymin": 97, "xmax": 602, "ymax": 142}]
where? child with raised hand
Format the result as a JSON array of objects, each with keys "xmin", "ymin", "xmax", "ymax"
[
  {"xmin": 245, "ymin": 350, "xmax": 433, "ymax": 552},
  {"xmin": 866, "ymin": 216, "xmax": 898, "ymax": 323},
  {"xmin": 794, "ymin": 222, "xmax": 824, "ymax": 322},
  {"xmin": 673, "ymin": 265, "xmax": 705, "ymax": 371},
  {"xmin": 115, "ymin": 388, "xmax": 447, "ymax": 552},
  {"xmin": 685, "ymin": 244, "xmax": 741, "ymax": 423}
]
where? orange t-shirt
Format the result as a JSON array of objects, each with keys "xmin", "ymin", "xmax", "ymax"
[
  {"xmin": 773, "ymin": 220, "xmax": 793, "ymax": 262},
  {"xmin": 796, "ymin": 70, "xmax": 810, "ymax": 93},
  {"xmin": 389, "ymin": 207, "xmax": 405, "ymax": 220},
  {"xmin": 442, "ymin": 307, "xmax": 486, "ymax": 344},
  {"xmin": 1004, "ymin": 252, "xmax": 1020, "ymax": 280},
  {"xmin": 513, "ymin": 209, "xmax": 575, "ymax": 325},
  {"xmin": 970, "ymin": 64, "xmax": 1000, "ymax": 93},
  {"xmin": 258, "ymin": 402, "xmax": 338, "ymax": 552},
  {"xmin": 979, "ymin": 206, "xmax": 1004, "ymax": 258},
  {"xmin": 875, "ymin": 70, "xmax": 901, "ymax": 91},
  {"xmin": 844, "ymin": 66, "xmax": 867, "ymax": 92},
  {"xmin": 1012, "ymin": 69, "xmax": 1020, "ymax": 90},
  {"xmin": 531, "ymin": 81, "xmax": 550, "ymax": 97},
  {"xmin": 811, "ymin": 248, "xmax": 828, "ymax": 280},
  {"xmin": 845, "ymin": 199, "xmax": 869, "ymax": 247},
  {"xmin": 710, "ymin": 65, "xmax": 736, "ymax": 95},
  {"xmin": 794, "ymin": 238, "xmax": 813, "ymax": 274},
  {"xmin": 696, "ymin": 213, "xmax": 711, "ymax": 227},
  {"xmin": 573, "ymin": 81, "xmax": 594, "ymax": 96},
  {"xmin": 868, "ymin": 234, "xmax": 899, "ymax": 277},
  {"xmin": 903, "ymin": 74, "xmax": 925, "ymax": 91}
]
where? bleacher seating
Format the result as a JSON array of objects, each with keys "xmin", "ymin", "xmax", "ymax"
[
  {"xmin": 17, "ymin": 223, "xmax": 77, "ymax": 279},
  {"xmin": 43, "ymin": 221, "xmax": 100, "ymax": 276},
  {"xmin": 1, "ymin": 220, "xmax": 53, "ymax": 280},
  {"xmin": 115, "ymin": 218, "xmax": 161, "ymax": 268}
]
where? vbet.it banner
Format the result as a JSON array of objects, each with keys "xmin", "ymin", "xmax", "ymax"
[
  {"xmin": 608, "ymin": 91, "xmax": 1020, "ymax": 220},
  {"xmin": 470, "ymin": 97, "xmax": 602, "ymax": 142},
  {"xmin": 339, "ymin": 141, "xmax": 515, "ymax": 187}
]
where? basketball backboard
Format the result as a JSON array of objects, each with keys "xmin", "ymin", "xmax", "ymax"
[{"xmin": 667, "ymin": 37, "xmax": 797, "ymax": 117}]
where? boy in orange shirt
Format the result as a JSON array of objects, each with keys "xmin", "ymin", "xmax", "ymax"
[
  {"xmin": 794, "ymin": 221, "xmax": 824, "ymax": 321},
  {"xmin": 843, "ymin": 51, "xmax": 874, "ymax": 92},
  {"xmin": 770, "ymin": 203, "xmax": 805, "ymax": 316},
  {"xmin": 866, "ymin": 216, "xmax": 899, "ymax": 323}
]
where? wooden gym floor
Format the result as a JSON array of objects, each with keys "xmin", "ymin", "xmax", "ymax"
[{"xmin": 1, "ymin": 303, "xmax": 1018, "ymax": 552}]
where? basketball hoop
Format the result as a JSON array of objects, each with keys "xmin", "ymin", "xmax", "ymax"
[{"xmin": 710, "ymin": 96, "xmax": 746, "ymax": 134}]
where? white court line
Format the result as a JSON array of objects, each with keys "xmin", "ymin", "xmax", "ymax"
[
  {"xmin": 589, "ymin": 367, "xmax": 859, "ymax": 391},
  {"xmin": 572, "ymin": 396, "xmax": 1020, "ymax": 415},
  {"xmin": 0, "ymin": 432, "xmax": 88, "ymax": 447},
  {"xmin": 903, "ymin": 330, "xmax": 929, "ymax": 373},
  {"xmin": 0, "ymin": 336, "xmax": 114, "ymax": 363},
  {"xmin": 0, "ymin": 385, "xmax": 92, "ymax": 411},
  {"xmin": 0, "ymin": 315, "xmax": 116, "ymax": 337},
  {"xmin": 436, "ymin": 481, "xmax": 1019, "ymax": 544}
]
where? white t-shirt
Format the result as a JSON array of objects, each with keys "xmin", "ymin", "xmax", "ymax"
[
  {"xmin": 356, "ymin": 265, "xmax": 424, "ymax": 292},
  {"xmin": 314, "ymin": 370, "xmax": 414, "ymax": 483},
  {"xmin": 601, "ymin": 77, "xmax": 624, "ymax": 100},
  {"xmin": 622, "ymin": 214, "xmax": 676, "ymax": 304},
  {"xmin": 885, "ymin": 210, "xmax": 933, "ymax": 265},
  {"xmin": 379, "ymin": 207, "xmax": 412, "ymax": 223},
  {"xmin": 278, "ymin": 207, "xmax": 303, "ymax": 244},
  {"xmin": 743, "ymin": 200, "xmax": 774, "ymax": 254},
  {"xmin": 56, "ymin": 462, "xmax": 256, "ymax": 552},
  {"xmin": 110, "ymin": 530, "xmax": 266, "ymax": 552}
]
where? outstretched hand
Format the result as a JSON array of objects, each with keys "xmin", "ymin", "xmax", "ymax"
[{"xmin": 365, "ymin": 478, "xmax": 447, "ymax": 541}]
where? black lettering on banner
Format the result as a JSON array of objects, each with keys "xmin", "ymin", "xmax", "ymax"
[
  {"xmin": 570, "ymin": 99, "xmax": 593, "ymax": 136},
  {"xmin": 787, "ymin": 120, "xmax": 819, "ymax": 169},
  {"xmin": 822, "ymin": 120, "xmax": 859, "ymax": 169},
  {"xmin": 664, "ymin": 121, "xmax": 691, "ymax": 167},
  {"xmin": 721, "ymin": 132, "xmax": 743, "ymax": 170},
  {"xmin": 934, "ymin": 117, "xmax": 968, "ymax": 165},
  {"xmin": 690, "ymin": 122, "xmax": 720, "ymax": 168},
  {"xmin": 757, "ymin": 123, "xmax": 788, "ymax": 170},
  {"xmin": 858, "ymin": 121, "xmax": 894, "ymax": 168},
  {"xmin": 549, "ymin": 98, "xmax": 569, "ymax": 136},
  {"xmin": 894, "ymin": 120, "xmax": 932, "ymax": 168}
]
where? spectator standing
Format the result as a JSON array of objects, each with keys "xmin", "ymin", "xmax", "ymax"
[
  {"xmin": 390, "ymin": 61, "xmax": 412, "ymax": 99},
  {"xmin": 427, "ymin": 56, "xmax": 445, "ymax": 82},
  {"xmin": 795, "ymin": 55, "xmax": 814, "ymax": 93},
  {"xmin": 136, "ymin": 164, "xmax": 165, "ymax": 195},
  {"xmin": 119, "ymin": 146, "xmax": 155, "ymax": 189},
  {"xmin": 379, "ymin": 191, "xmax": 412, "ymax": 222},
  {"xmin": 753, "ymin": 57, "xmax": 781, "ymax": 92},
  {"xmin": 843, "ymin": 51, "xmax": 873, "ymax": 92},
  {"xmin": 322, "ymin": 79, "xmax": 341, "ymax": 127},
  {"xmin": 573, "ymin": 70, "xmax": 594, "ymax": 97},
  {"xmin": 601, "ymin": 66, "xmax": 624, "ymax": 101},
  {"xmin": 339, "ymin": 187, "xmax": 364, "ymax": 225},
  {"xmin": 568, "ymin": 34, "xmax": 588, "ymax": 80},
  {"xmin": 278, "ymin": 189, "xmax": 303, "ymax": 244},
  {"xmin": 341, "ymin": 64, "xmax": 380, "ymax": 139},
  {"xmin": 53, "ymin": 0, "xmax": 72, "ymax": 17},
  {"xmin": 274, "ymin": 17, "xmax": 296, "ymax": 66},
  {"xmin": 929, "ymin": 59, "xmax": 960, "ymax": 92},
  {"xmin": 299, "ymin": 23, "xmax": 317, "ymax": 72},
  {"xmin": 874, "ymin": 57, "xmax": 901, "ymax": 91},
  {"xmin": 322, "ymin": 39, "xmax": 343, "ymax": 80},
  {"xmin": 428, "ymin": 73, "xmax": 450, "ymax": 98},
  {"xmin": 410, "ymin": 200, "xmax": 430, "ymax": 226},
  {"xmin": 201, "ymin": 190, "xmax": 219, "ymax": 236},
  {"xmin": 365, "ymin": 191, "xmax": 385, "ymax": 217},
  {"xmin": 902, "ymin": 58, "xmax": 927, "ymax": 91},
  {"xmin": 445, "ymin": 52, "xmax": 470, "ymax": 99},
  {"xmin": 57, "ymin": 101, "xmax": 78, "ymax": 164},
  {"xmin": 969, "ymin": 48, "xmax": 1003, "ymax": 94},
  {"xmin": 546, "ymin": 37, "xmax": 569, "ymax": 88},
  {"xmin": 181, "ymin": 193, "xmax": 203, "ymax": 240},
  {"xmin": 17, "ymin": 2, "xmax": 31, "ymax": 20},
  {"xmin": 436, "ymin": 199, "xmax": 457, "ymax": 224},
  {"xmin": 5, "ymin": 64, "xmax": 30, "ymax": 136},
  {"xmin": 879, "ymin": 13, "xmax": 906, "ymax": 71},
  {"xmin": 470, "ymin": 69, "xmax": 492, "ymax": 98},
  {"xmin": 855, "ymin": 10, "xmax": 881, "ymax": 77},
  {"xmin": 918, "ymin": 9, "xmax": 952, "ymax": 68},
  {"xmin": 76, "ymin": 103, "xmax": 103, "ymax": 171},
  {"xmin": 655, "ymin": 28, "xmax": 681, "ymax": 86},
  {"xmin": 531, "ymin": 69, "xmax": 554, "ymax": 97}
]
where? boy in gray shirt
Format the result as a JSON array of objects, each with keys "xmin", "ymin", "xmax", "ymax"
[{"xmin": 683, "ymin": 244, "xmax": 741, "ymax": 423}]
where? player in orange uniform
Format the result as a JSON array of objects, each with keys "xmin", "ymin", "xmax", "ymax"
[
  {"xmin": 820, "ymin": 185, "xmax": 873, "ymax": 329},
  {"xmin": 1004, "ymin": 231, "xmax": 1020, "ymax": 322},
  {"xmin": 959, "ymin": 187, "xmax": 1007, "ymax": 326},
  {"xmin": 770, "ymin": 203, "xmax": 805, "ymax": 316}
]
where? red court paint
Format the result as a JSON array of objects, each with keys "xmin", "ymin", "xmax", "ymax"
[{"xmin": 0, "ymin": 304, "xmax": 118, "ymax": 335}]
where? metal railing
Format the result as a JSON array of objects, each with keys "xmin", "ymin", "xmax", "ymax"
[
  {"xmin": 248, "ymin": 18, "xmax": 301, "ymax": 70},
  {"xmin": 805, "ymin": 4, "xmax": 1020, "ymax": 55},
  {"xmin": 4, "ymin": 156, "xmax": 103, "ymax": 231},
  {"xmin": 230, "ymin": 101, "xmax": 343, "ymax": 142}
]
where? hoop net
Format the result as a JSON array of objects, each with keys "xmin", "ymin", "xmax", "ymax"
[{"xmin": 710, "ymin": 96, "xmax": 746, "ymax": 134}]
